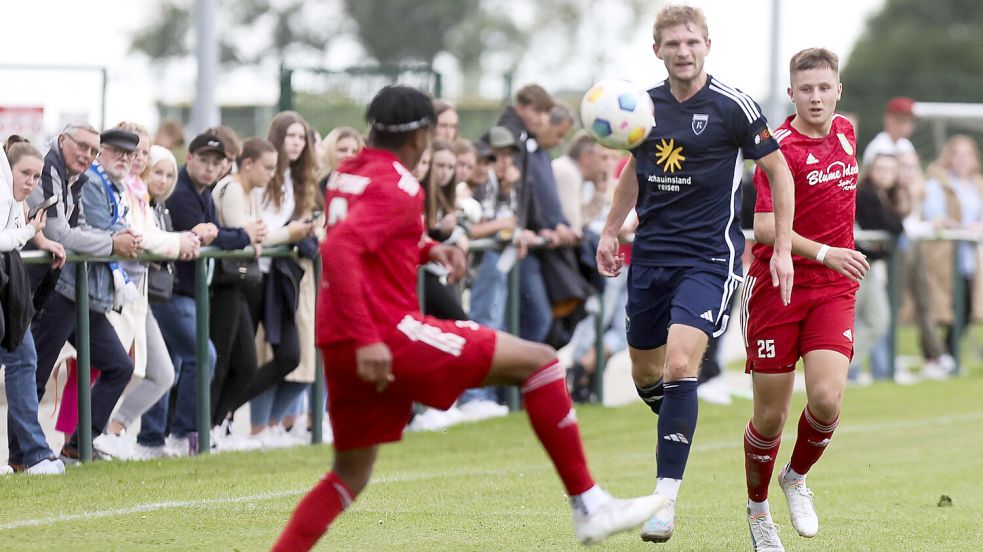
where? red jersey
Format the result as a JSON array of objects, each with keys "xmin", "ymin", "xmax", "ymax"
[
  {"xmin": 317, "ymin": 148, "xmax": 436, "ymax": 348},
  {"xmin": 752, "ymin": 114, "xmax": 859, "ymax": 285}
]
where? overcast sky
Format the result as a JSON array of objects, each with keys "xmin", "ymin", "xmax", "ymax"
[{"xmin": 0, "ymin": 0, "xmax": 885, "ymax": 136}]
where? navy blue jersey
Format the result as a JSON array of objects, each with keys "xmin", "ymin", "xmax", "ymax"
[{"xmin": 630, "ymin": 75, "xmax": 778, "ymax": 274}]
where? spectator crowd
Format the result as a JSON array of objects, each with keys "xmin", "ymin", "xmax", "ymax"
[{"xmin": 0, "ymin": 86, "xmax": 972, "ymax": 475}]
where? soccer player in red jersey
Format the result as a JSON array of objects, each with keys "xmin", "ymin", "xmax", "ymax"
[
  {"xmin": 271, "ymin": 86, "xmax": 665, "ymax": 551},
  {"xmin": 740, "ymin": 48, "xmax": 871, "ymax": 551}
]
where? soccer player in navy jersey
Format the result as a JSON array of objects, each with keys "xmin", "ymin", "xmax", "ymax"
[
  {"xmin": 272, "ymin": 86, "xmax": 667, "ymax": 551},
  {"xmin": 741, "ymin": 48, "xmax": 869, "ymax": 552},
  {"xmin": 595, "ymin": 4, "xmax": 795, "ymax": 543}
]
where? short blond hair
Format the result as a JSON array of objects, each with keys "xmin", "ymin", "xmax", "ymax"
[{"xmin": 653, "ymin": 4, "xmax": 708, "ymax": 46}]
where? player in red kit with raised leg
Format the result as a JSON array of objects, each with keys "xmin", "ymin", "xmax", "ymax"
[
  {"xmin": 271, "ymin": 86, "xmax": 665, "ymax": 551},
  {"xmin": 740, "ymin": 49, "xmax": 870, "ymax": 552}
]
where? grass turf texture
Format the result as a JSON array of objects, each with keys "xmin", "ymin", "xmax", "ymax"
[{"xmin": 2, "ymin": 330, "xmax": 981, "ymax": 551}]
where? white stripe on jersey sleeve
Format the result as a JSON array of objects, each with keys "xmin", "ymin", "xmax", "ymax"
[
  {"xmin": 773, "ymin": 128, "xmax": 792, "ymax": 144},
  {"xmin": 709, "ymin": 85, "xmax": 756, "ymax": 124},
  {"xmin": 712, "ymin": 79, "xmax": 762, "ymax": 119},
  {"xmin": 710, "ymin": 79, "xmax": 762, "ymax": 122}
]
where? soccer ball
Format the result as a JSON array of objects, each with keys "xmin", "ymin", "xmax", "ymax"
[{"xmin": 579, "ymin": 79, "xmax": 655, "ymax": 150}]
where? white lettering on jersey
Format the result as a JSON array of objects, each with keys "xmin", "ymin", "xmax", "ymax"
[
  {"xmin": 397, "ymin": 315, "xmax": 465, "ymax": 357},
  {"xmin": 806, "ymin": 160, "xmax": 859, "ymax": 190},
  {"xmin": 327, "ymin": 172, "xmax": 371, "ymax": 195},
  {"xmin": 393, "ymin": 162, "xmax": 421, "ymax": 196}
]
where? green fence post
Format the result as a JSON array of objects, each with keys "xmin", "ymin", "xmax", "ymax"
[
  {"xmin": 75, "ymin": 261, "xmax": 92, "ymax": 463},
  {"xmin": 506, "ymin": 259, "xmax": 521, "ymax": 411},
  {"xmin": 278, "ymin": 64, "xmax": 293, "ymax": 113},
  {"xmin": 312, "ymin": 258, "xmax": 325, "ymax": 445},
  {"xmin": 886, "ymin": 239, "xmax": 901, "ymax": 378},
  {"xmin": 950, "ymin": 240, "xmax": 965, "ymax": 372},
  {"xmin": 195, "ymin": 257, "xmax": 211, "ymax": 454},
  {"xmin": 593, "ymin": 293, "xmax": 606, "ymax": 404}
]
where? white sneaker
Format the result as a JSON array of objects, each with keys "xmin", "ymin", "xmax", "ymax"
[
  {"xmin": 284, "ymin": 423, "xmax": 312, "ymax": 445},
  {"xmin": 213, "ymin": 426, "xmax": 262, "ymax": 452},
  {"xmin": 778, "ymin": 465, "xmax": 819, "ymax": 537},
  {"xmin": 574, "ymin": 493, "xmax": 668, "ymax": 545},
  {"xmin": 321, "ymin": 418, "xmax": 334, "ymax": 444},
  {"xmin": 408, "ymin": 407, "xmax": 465, "ymax": 432},
  {"xmin": 1, "ymin": 464, "xmax": 15, "ymax": 475},
  {"xmin": 163, "ymin": 435, "xmax": 191, "ymax": 458},
  {"xmin": 640, "ymin": 496, "xmax": 675, "ymax": 542},
  {"xmin": 747, "ymin": 509, "xmax": 784, "ymax": 551},
  {"xmin": 921, "ymin": 357, "xmax": 953, "ymax": 380},
  {"xmin": 93, "ymin": 432, "xmax": 135, "ymax": 461},
  {"xmin": 132, "ymin": 443, "xmax": 167, "ymax": 460},
  {"xmin": 697, "ymin": 375, "xmax": 733, "ymax": 405},
  {"xmin": 458, "ymin": 399, "xmax": 510, "ymax": 422},
  {"xmin": 893, "ymin": 366, "xmax": 920, "ymax": 385},
  {"xmin": 251, "ymin": 426, "xmax": 293, "ymax": 449},
  {"xmin": 26, "ymin": 458, "xmax": 66, "ymax": 475}
]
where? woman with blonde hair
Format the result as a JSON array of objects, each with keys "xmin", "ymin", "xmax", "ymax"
[
  {"xmin": 316, "ymin": 126, "xmax": 364, "ymax": 194},
  {"xmin": 921, "ymin": 135, "xmax": 983, "ymax": 375}
]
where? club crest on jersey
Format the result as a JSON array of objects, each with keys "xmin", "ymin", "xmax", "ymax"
[
  {"xmin": 691, "ymin": 113, "xmax": 709, "ymax": 135},
  {"xmin": 837, "ymin": 133, "xmax": 854, "ymax": 156}
]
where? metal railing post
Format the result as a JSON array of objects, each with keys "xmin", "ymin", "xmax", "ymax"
[
  {"xmin": 195, "ymin": 257, "xmax": 211, "ymax": 454},
  {"xmin": 950, "ymin": 241, "xmax": 965, "ymax": 372},
  {"xmin": 886, "ymin": 240, "xmax": 902, "ymax": 378},
  {"xmin": 312, "ymin": 258, "xmax": 325, "ymax": 445},
  {"xmin": 593, "ymin": 293, "xmax": 606, "ymax": 404},
  {"xmin": 506, "ymin": 260, "xmax": 521, "ymax": 411},
  {"xmin": 74, "ymin": 261, "xmax": 92, "ymax": 463}
]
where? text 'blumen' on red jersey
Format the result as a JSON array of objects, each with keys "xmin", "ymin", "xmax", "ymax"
[
  {"xmin": 317, "ymin": 148, "xmax": 436, "ymax": 348},
  {"xmin": 752, "ymin": 114, "xmax": 859, "ymax": 283}
]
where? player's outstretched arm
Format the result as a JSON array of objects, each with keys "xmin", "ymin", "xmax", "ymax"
[
  {"xmin": 596, "ymin": 156, "xmax": 639, "ymax": 277},
  {"xmin": 754, "ymin": 150, "xmax": 795, "ymax": 305},
  {"xmin": 754, "ymin": 212, "xmax": 870, "ymax": 282}
]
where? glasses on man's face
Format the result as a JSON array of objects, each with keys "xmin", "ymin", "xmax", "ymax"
[
  {"xmin": 103, "ymin": 145, "xmax": 135, "ymax": 159},
  {"xmin": 63, "ymin": 133, "xmax": 100, "ymax": 158}
]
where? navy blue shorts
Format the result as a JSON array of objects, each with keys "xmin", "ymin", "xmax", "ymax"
[{"xmin": 625, "ymin": 263, "xmax": 743, "ymax": 350}]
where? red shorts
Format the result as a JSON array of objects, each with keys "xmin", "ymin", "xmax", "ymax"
[
  {"xmin": 741, "ymin": 266, "xmax": 858, "ymax": 374},
  {"xmin": 322, "ymin": 313, "xmax": 498, "ymax": 451}
]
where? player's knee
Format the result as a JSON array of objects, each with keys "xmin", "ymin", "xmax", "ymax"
[
  {"xmin": 808, "ymin": 388, "xmax": 842, "ymax": 422},
  {"xmin": 754, "ymin": 410, "xmax": 787, "ymax": 437},
  {"xmin": 525, "ymin": 342, "xmax": 558, "ymax": 373},
  {"xmin": 631, "ymin": 361, "xmax": 661, "ymax": 387},
  {"xmin": 664, "ymin": 351, "xmax": 694, "ymax": 381}
]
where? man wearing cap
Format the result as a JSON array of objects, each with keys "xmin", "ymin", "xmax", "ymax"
[
  {"xmin": 138, "ymin": 132, "xmax": 259, "ymax": 456},
  {"xmin": 30, "ymin": 128, "xmax": 145, "ymax": 461},
  {"xmin": 862, "ymin": 96, "xmax": 917, "ymax": 165}
]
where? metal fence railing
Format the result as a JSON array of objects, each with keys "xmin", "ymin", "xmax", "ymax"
[{"xmin": 21, "ymin": 228, "xmax": 974, "ymax": 463}]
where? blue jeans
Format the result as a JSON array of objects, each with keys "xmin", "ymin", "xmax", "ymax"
[
  {"xmin": 141, "ymin": 295, "xmax": 215, "ymax": 444},
  {"xmin": 518, "ymin": 254, "xmax": 552, "ymax": 343},
  {"xmin": 250, "ymin": 381, "xmax": 309, "ymax": 426},
  {"xmin": 3, "ymin": 334, "xmax": 53, "ymax": 466},
  {"xmin": 470, "ymin": 251, "xmax": 508, "ymax": 331}
]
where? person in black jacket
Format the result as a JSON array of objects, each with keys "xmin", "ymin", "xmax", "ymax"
[{"xmin": 851, "ymin": 154, "xmax": 905, "ymax": 382}]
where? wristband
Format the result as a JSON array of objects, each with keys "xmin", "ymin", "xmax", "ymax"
[{"xmin": 816, "ymin": 244, "xmax": 830, "ymax": 264}]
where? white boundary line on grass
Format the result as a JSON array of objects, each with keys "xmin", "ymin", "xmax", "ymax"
[
  {"xmin": 2, "ymin": 412, "xmax": 980, "ymax": 532},
  {"xmin": 0, "ymin": 469, "xmax": 512, "ymax": 531}
]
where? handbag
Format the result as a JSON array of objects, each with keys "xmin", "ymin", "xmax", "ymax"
[
  {"xmin": 213, "ymin": 257, "xmax": 262, "ymax": 286},
  {"xmin": 147, "ymin": 261, "xmax": 175, "ymax": 303}
]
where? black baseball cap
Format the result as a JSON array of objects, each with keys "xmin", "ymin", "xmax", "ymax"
[
  {"xmin": 100, "ymin": 129, "xmax": 139, "ymax": 152},
  {"xmin": 188, "ymin": 133, "xmax": 228, "ymax": 157}
]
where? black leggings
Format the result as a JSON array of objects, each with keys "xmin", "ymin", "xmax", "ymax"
[
  {"xmin": 209, "ymin": 283, "xmax": 258, "ymax": 426},
  {"xmin": 227, "ymin": 278, "xmax": 302, "ymax": 414},
  {"xmin": 422, "ymin": 271, "xmax": 467, "ymax": 321}
]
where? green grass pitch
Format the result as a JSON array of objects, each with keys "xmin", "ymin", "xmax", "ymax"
[{"xmin": 1, "ymin": 342, "xmax": 981, "ymax": 550}]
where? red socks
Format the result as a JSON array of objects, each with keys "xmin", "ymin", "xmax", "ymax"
[
  {"xmin": 521, "ymin": 359, "xmax": 595, "ymax": 496},
  {"xmin": 744, "ymin": 421, "xmax": 781, "ymax": 502},
  {"xmin": 789, "ymin": 406, "xmax": 838, "ymax": 476},
  {"xmin": 272, "ymin": 472, "xmax": 355, "ymax": 552}
]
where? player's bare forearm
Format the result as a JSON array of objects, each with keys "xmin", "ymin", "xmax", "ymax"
[
  {"xmin": 600, "ymin": 156, "xmax": 638, "ymax": 239},
  {"xmin": 754, "ymin": 212, "xmax": 821, "ymax": 258},
  {"xmin": 755, "ymin": 151, "xmax": 794, "ymax": 254},
  {"xmin": 753, "ymin": 212, "xmax": 869, "ymax": 281}
]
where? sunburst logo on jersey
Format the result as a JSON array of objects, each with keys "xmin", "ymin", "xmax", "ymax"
[{"xmin": 655, "ymin": 138, "xmax": 685, "ymax": 173}]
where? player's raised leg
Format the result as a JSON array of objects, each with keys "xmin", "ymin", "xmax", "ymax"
[
  {"xmin": 779, "ymin": 349, "xmax": 847, "ymax": 538},
  {"xmin": 744, "ymin": 371, "xmax": 795, "ymax": 552},
  {"xmin": 482, "ymin": 331, "xmax": 667, "ymax": 545},
  {"xmin": 640, "ymin": 324, "xmax": 707, "ymax": 544}
]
